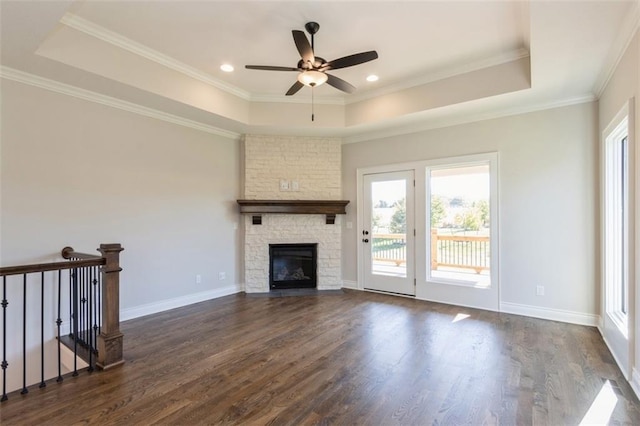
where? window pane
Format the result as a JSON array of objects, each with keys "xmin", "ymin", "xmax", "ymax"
[
  {"xmin": 429, "ymin": 164, "xmax": 491, "ymax": 287},
  {"xmin": 371, "ymin": 179, "xmax": 407, "ymax": 277}
]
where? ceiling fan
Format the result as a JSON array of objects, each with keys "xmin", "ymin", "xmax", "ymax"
[{"xmin": 245, "ymin": 21, "xmax": 379, "ymax": 96}]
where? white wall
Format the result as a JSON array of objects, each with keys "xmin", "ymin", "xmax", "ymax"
[
  {"xmin": 0, "ymin": 79, "xmax": 241, "ymax": 391},
  {"xmin": 342, "ymin": 102, "xmax": 599, "ymax": 319}
]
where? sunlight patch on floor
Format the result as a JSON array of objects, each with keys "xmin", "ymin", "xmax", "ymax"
[
  {"xmin": 452, "ymin": 313, "xmax": 470, "ymax": 323},
  {"xmin": 579, "ymin": 380, "xmax": 618, "ymax": 426}
]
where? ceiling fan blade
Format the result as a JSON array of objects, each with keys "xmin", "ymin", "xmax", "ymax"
[
  {"xmin": 245, "ymin": 65, "xmax": 299, "ymax": 71},
  {"xmin": 326, "ymin": 74, "xmax": 356, "ymax": 94},
  {"xmin": 286, "ymin": 80, "xmax": 304, "ymax": 96},
  {"xmin": 292, "ymin": 30, "xmax": 315, "ymax": 64},
  {"xmin": 323, "ymin": 51, "xmax": 379, "ymax": 71}
]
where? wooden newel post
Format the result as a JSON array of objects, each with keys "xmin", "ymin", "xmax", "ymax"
[{"xmin": 97, "ymin": 243, "xmax": 125, "ymax": 370}]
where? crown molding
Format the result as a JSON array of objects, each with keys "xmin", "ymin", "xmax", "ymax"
[
  {"xmin": 345, "ymin": 48, "xmax": 531, "ymax": 105},
  {"xmin": 593, "ymin": 0, "xmax": 640, "ymax": 98},
  {"xmin": 342, "ymin": 94, "xmax": 595, "ymax": 144},
  {"xmin": 1, "ymin": 65, "xmax": 595, "ymax": 145},
  {"xmin": 249, "ymin": 93, "xmax": 346, "ymax": 105},
  {"xmin": 0, "ymin": 66, "xmax": 242, "ymax": 140},
  {"xmin": 59, "ymin": 13, "xmax": 251, "ymax": 101}
]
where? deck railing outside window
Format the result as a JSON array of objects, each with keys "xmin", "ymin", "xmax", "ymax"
[{"xmin": 372, "ymin": 231, "xmax": 489, "ymax": 273}]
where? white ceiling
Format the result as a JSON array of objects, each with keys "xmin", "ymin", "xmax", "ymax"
[{"xmin": 0, "ymin": 0, "xmax": 636, "ymax": 141}]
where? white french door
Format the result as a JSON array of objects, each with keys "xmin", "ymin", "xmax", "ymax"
[
  {"xmin": 362, "ymin": 171, "xmax": 415, "ymax": 296},
  {"xmin": 358, "ymin": 153, "xmax": 499, "ymax": 310}
]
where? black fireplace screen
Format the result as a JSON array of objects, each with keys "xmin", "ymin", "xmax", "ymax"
[{"xmin": 269, "ymin": 243, "xmax": 317, "ymax": 290}]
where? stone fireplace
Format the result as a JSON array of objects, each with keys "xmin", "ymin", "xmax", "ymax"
[{"xmin": 240, "ymin": 134, "xmax": 344, "ymax": 293}]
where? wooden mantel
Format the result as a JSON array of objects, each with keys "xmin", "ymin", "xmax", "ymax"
[{"xmin": 237, "ymin": 200, "xmax": 349, "ymax": 224}]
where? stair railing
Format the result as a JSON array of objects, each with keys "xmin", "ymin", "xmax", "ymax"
[{"xmin": 0, "ymin": 243, "xmax": 123, "ymax": 401}]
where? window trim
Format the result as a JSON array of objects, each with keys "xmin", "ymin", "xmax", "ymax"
[
  {"xmin": 425, "ymin": 153, "xmax": 498, "ymax": 288},
  {"xmin": 603, "ymin": 105, "xmax": 631, "ymax": 338}
]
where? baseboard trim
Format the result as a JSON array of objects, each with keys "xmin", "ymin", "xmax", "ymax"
[
  {"xmin": 631, "ymin": 368, "xmax": 640, "ymax": 400},
  {"xmin": 121, "ymin": 284, "xmax": 241, "ymax": 321},
  {"xmin": 342, "ymin": 280, "xmax": 359, "ymax": 290},
  {"xmin": 500, "ymin": 301, "xmax": 599, "ymax": 326}
]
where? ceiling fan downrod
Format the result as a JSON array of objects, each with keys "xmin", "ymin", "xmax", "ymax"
[{"xmin": 305, "ymin": 21, "xmax": 320, "ymax": 51}]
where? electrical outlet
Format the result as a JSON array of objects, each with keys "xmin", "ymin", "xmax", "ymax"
[
  {"xmin": 279, "ymin": 180, "xmax": 290, "ymax": 191},
  {"xmin": 536, "ymin": 285, "xmax": 545, "ymax": 296},
  {"xmin": 218, "ymin": 272, "xmax": 226, "ymax": 281},
  {"xmin": 196, "ymin": 274, "xmax": 202, "ymax": 284}
]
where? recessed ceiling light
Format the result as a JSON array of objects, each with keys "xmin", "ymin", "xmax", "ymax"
[
  {"xmin": 366, "ymin": 74, "xmax": 379, "ymax": 82},
  {"xmin": 220, "ymin": 64, "xmax": 234, "ymax": 72}
]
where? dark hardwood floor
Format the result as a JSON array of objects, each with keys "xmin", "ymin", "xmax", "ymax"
[{"xmin": 2, "ymin": 290, "xmax": 639, "ymax": 425}]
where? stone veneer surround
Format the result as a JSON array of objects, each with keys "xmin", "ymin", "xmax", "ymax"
[{"xmin": 242, "ymin": 134, "xmax": 342, "ymax": 292}]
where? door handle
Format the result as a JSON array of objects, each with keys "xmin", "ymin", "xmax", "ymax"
[
  {"xmin": 362, "ymin": 230, "xmax": 369, "ymax": 235},
  {"xmin": 362, "ymin": 238, "xmax": 369, "ymax": 243}
]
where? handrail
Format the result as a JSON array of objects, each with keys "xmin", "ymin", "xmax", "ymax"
[
  {"xmin": 0, "ymin": 247, "xmax": 105, "ymax": 277},
  {"xmin": 61, "ymin": 246, "xmax": 102, "ymax": 261},
  {"xmin": 435, "ymin": 234, "xmax": 488, "ymax": 242},
  {"xmin": 0, "ymin": 259, "xmax": 104, "ymax": 277}
]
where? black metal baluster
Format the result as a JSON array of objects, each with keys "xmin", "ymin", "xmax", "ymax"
[
  {"xmin": 97, "ymin": 268, "xmax": 102, "ymax": 338},
  {"xmin": 72, "ymin": 268, "xmax": 78, "ymax": 376},
  {"xmin": 93, "ymin": 266, "xmax": 99, "ymax": 352},
  {"xmin": 85, "ymin": 267, "xmax": 89, "ymax": 347},
  {"xmin": 40, "ymin": 271, "xmax": 46, "ymax": 388},
  {"xmin": 21, "ymin": 274, "xmax": 28, "ymax": 394},
  {"xmin": 1, "ymin": 276, "xmax": 8, "ymax": 401},
  {"xmin": 56, "ymin": 270, "xmax": 63, "ymax": 383},
  {"xmin": 84, "ymin": 266, "xmax": 88, "ymax": 347},
  {"xmin": 69, "ymin": 268, "xmax": 72, "ymax": 338},
  {"xmin": 88, "ymin": 267, "xmax": 93, "ymax": 372},
  {"xmin": 80, "ymin": 266, "xmax": 84, "ymax": 347}
]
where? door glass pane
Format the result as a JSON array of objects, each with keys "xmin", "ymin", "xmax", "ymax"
[
  {"xmin": 371, "ymin": 179, "xmax": 406, "ymax": 277},
  {"xmin": 429, "ymin": 164, "xmax": 491, "ymax": 287}
]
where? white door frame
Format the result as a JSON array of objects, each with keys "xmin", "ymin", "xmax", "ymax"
[
  {"xmin": 357, "ymin": 161, "xmax": 422, "ymax": 294},
  {"xmin": 362, "ymin": 170, "xmax": 416, "ymax": 295},
  {"xmin": 357, "ymin": 153, "xmax": 499, "ymax": 311}
]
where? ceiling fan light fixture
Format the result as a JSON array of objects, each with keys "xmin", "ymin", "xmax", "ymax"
[{"xmin": 297, "ymin": 70, "xmax": 328, "ymax": 87}]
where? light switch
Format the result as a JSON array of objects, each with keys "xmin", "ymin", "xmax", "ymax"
[{"xmin": 291, "ymin": 180, "xmax": 299, "ymax": 191}]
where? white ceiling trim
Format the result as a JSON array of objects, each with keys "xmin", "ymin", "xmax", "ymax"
[
  {"xmin": 250, "ymin": 93, "xmax": 346, "ymax": 105},
  {"xmin": 59, "ymin": 13, "xmax": 252, "ymax": 101},
  {"xmin": 345, "ymin": 48, "xmax": 530, "ymax": 105},
  {"xmin": 342, "ymin": 94, "xmax": 596, "ymax": 145},
  {"xmin": 593, "ymin": 0, "xmax": 640, "ymax": 98},
  {"xmin": 0, "ymin": 66, "xmax": 241, "ymax": 140}
]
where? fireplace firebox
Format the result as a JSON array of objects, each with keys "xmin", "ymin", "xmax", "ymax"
[{"xmin": 269, "ymin": 243, "xmax": 317, "ymax": 290}]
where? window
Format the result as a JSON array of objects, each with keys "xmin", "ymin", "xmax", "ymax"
[
  {"xmin": 604, "ymin": 113, "xmax": 629, "ymax": 335},
  {"xmin": 426, "ymin": 156, "xmax": 496, "ymax": 288}
]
